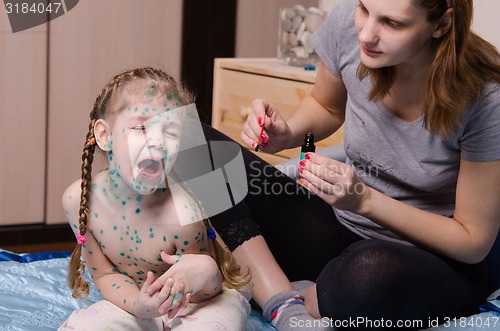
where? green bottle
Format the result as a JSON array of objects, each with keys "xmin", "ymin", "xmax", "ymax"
[{"xmin": 300, "ymin": 133, "xmax": 315, "ymax": 161}]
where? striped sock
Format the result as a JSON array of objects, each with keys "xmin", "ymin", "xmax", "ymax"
[
  {"xmin": 270, "ymin": 295, "xmax": 304, "ymax": 324},
  {"xmin": 263, "ymin": 290, "xmax": 332, "ymax": 330}
]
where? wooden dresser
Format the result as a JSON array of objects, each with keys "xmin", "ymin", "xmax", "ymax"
[{"xmin": 212, "ymin": 58, "xmax": 343, "ymax": 165}]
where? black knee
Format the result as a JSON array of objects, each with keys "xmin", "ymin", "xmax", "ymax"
[{"xmin": 317, "ymin": 240, "xmax": 415, "ymax": 322}]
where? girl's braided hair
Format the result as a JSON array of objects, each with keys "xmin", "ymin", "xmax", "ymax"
[{"xmin": 68, "ymin": 67, "xmax": 250, "ymax": 298}]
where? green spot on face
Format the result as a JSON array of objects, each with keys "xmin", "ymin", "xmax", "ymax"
[
  {"xmin": 113, "ymin": 226, "xmax": 118, "ymax": 230},
  {"xmin": 174, "ymin": 235, "xmax": 179, "ymax": 240},
  {"xmin": 135, "ymin": 208, "xmax": 141, "ymax": 214},
  {"xmin": 122, "ymin": 201, "xmax": 126, "ymax": 205},
  {"xmin": 163, "ymin": 236, "xmax": 167, "ymax": 242},
  {"xmin": 183, "ymin": 240, "xmax": 189, "ymax": 245},
  {"xmin": 94, "ymin": 213, "xmax": 99, "ymax": 218}
]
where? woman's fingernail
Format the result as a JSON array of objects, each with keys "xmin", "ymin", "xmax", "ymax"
[
  {"xmin": 305, "ymin": 153, "xmax": 312, "ymax": 160},
  {"xmin": 260, "ymin": 142, "xmax": 268, "ymax": 148},
  {"xmin": 298, "ymin": 167, "xmax": 303, "ymax": 174},
  {"xmin": 258, "ymin": 117, "xmax": 263, "ymax": 126},
  {"xmin": 251, "ymin": 142, "xmax": 256, "ymax": 148},
  {"xmin": 261, "ymin": 135, "xmax": 268, "ymax": 143},
  {"xmin": 299, "ymin": 160, "xmax": 307, "ymax": 167}
]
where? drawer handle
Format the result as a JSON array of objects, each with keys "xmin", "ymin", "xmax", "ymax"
[{"xmin": 239, "ymin": 105, "xmax": 252, "ymax": 119}]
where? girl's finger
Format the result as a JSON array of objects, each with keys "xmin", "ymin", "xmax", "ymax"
[{"xmin": 156, "ymin": 277, "xmax": 174, "ymax": 304}]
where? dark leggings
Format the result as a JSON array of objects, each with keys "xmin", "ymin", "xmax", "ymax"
[{"xmin": 203, "ymin": 124, "xmax": 488, "ymax": 329}]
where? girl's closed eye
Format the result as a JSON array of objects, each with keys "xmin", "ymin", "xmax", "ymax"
[
  {"xmin": 163, "ymin": 129, "xmax": 180, "ymax": 138},
  {"xmin": 133, "ymin": 125, "xmax": 146, "ymax": 131}
]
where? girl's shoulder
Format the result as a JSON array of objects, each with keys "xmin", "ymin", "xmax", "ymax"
[
  {"xmin": 62, "ymin": 179, "xmax": 81, "ymax": 212},
  {"xmin": 62, "ymin": 179, "xmax": 82, "ymax": 233}
]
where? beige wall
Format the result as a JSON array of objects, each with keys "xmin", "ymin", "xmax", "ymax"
[
  {"xmin": 0, "ymin": 0, "xmax": 183, "ymax": 225},
  {"xmin": 472, "ymin": 0, "xmax": 500, "ymax": 48},
  {"xmin": 235, "ymin": 0, "xmax": 319, "ymax": 57}
]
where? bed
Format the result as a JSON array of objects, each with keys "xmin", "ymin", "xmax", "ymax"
[
  {"xmin": 0, "ymin": 249, "xmax": 275, "ymax": 331},
  {"xmin": 0, "ymin": 248, "xmax": 498, "ymax": 331}
]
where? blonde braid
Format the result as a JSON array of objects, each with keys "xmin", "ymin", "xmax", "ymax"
[
  {"xmin": 67, "ymin": 78, "xmax": 119, "ymax": 298},
  {"xmin": 68, "ymin": 118, "xmax": 97, "ymax": 298},
  {"xmin": 202, "ymin": 219, "xmax": 252, "ymax": 291},
  {"xmin": 172, "ymin": 168, "xmax": 251, "ymax": 291}
]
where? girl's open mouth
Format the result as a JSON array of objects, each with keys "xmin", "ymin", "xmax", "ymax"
[{"xmin": 137, "ymin": 159, "xmax": 163, "ymax": 179}]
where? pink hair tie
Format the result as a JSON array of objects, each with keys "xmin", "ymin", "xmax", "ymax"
[
  {"xmin": 76, "ymin": 234, "xmax": 87, "ymax": 245},
  {"xmin": 446, "ymin": 0, "xmax": 452, "ymax": 8}
]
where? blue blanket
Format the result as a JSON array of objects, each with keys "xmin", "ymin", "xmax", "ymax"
[
  {"xmin": 0, "ymin": 249, "xmax": 275, "ymax": 330},
  {"xmin": 1, "ymin": 249, "xmax": 499, "ymax": 330}
]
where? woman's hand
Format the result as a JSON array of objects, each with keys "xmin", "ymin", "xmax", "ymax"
[
  {"xmin": 299, "ymin": 153, "xmax": 371, "ymax": 213},
  {"xmin": 240, "ymin": 99, "xmax": 293, "ymax": 153}
]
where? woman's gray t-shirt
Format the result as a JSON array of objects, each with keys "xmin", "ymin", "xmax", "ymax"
[{"xmin": 313, "ymin": 0, "xmax": 500, "ymax": 244}]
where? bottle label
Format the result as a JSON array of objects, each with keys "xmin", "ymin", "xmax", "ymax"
[{"xmin": 300, "ymin": 152, "xmax": 307, "ymax": 161}]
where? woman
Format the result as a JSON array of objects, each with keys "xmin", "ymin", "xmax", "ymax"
[{"xmin": 212, "ymin": 0, "xmax": 500, "ymax": 330}]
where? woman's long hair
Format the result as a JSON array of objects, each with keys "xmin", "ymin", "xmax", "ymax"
[{"xmin": 357, "ymin": 0, "xmax": 500, "ymax": 136}]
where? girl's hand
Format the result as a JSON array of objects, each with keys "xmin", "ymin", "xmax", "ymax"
[
  {"xmin": 241, "ymin": 99, "xmax": 293, "ymax": 153},
  {"xmin": 149, "ymin": 274, "xmax": 188, "ymax": 316},
  {"xmin": 299, "ymin": 153, "xmax": 371, "ymax": 213},
  {"xmin": 135, "ymin": 271, "xmax": 174, "ymax": 318},
  {"xmin": 147, "ymin": 253, "xmax": 222, "ymax": 312}
]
